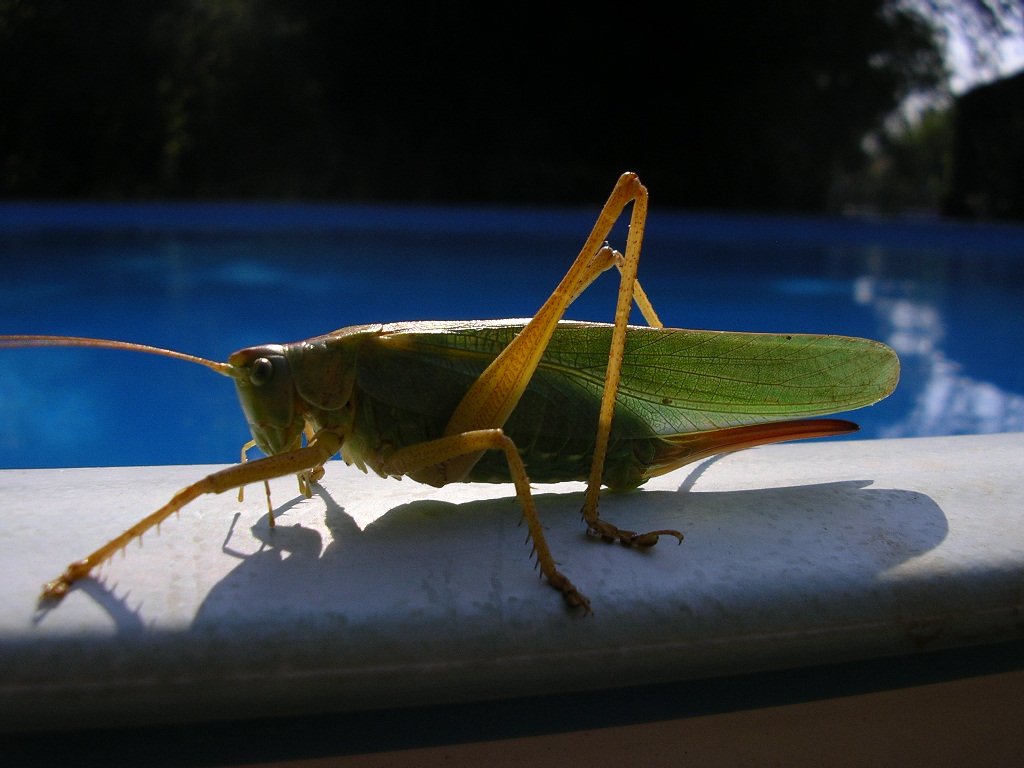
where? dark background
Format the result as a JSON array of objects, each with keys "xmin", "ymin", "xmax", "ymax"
[{"xmin": 1, "ymin": 0, "xmax": 1021, "ymax": 218}]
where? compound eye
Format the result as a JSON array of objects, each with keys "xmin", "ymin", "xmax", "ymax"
[{"xmin": 249, "ymin": 357, "xmax": 274, "ymax": 386}]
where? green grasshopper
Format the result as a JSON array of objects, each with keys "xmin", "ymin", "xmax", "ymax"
[{"xmin": 0, "ymin": 173, "xmax": 899, "ymax": 613}]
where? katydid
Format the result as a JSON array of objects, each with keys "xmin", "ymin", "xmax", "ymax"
[{"xmin": 0, "ymin": 173, "xmax": 899, "ymax": 613}]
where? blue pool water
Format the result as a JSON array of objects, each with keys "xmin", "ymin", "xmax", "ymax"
[{"xmin": 1, "ymin": 201, "xmax": 1023, "ymax": 469}]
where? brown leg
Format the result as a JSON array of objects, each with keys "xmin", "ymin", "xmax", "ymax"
[
  {"xmin": 40, "ymin": 433, "xmax": 342, "ymax": 600},
  {"xmin": 437, "ymin": 173, "xmax": 680, "ymax": 548},
  {"xmin": 380, "ymin": 429, "xmax": 591, "ymax": 612}
]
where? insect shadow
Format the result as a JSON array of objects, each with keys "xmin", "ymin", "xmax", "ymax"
[{"xmin": 187, "ymin": 478, "xmax": 946, "ymax": 631}]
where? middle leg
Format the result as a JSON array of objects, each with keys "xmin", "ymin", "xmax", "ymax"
[{"xmin": 379, "ymin": 429, "xmax": 592, "ymax": 612}]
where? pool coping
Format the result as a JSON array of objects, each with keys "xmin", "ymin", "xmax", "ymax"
[{"xmin": 1, "ymin": 432, "xmax": 1022, "ymax": 732}]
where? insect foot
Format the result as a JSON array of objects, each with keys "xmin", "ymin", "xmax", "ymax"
[
  {"xmin": 547, "ymin": 570, "xmax": 593, "ymax": 614},
  {"xmin": 586, "ymin": 518, "xmax": 684, "ymax": 547},
  {"xmin": 40, "ymin": 559, "xmax": 92, "ymax": 601}
]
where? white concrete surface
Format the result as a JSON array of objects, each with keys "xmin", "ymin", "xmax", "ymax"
[{"xmin": 1, "ymin": 432, "xmax": 1022, "ymax": 731}]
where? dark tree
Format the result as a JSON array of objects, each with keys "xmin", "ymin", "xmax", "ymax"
[
  {"xmin": 945, "ymin": 70, "xmax": 1024, "ymax": 219},
  {"xmin": 1, "ymin": 0, "xmax": 948, "ymax": 210}
]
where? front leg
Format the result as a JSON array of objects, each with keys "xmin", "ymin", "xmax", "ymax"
[{"xmin": 41, "ymin": 434, "xmax": 342, "ymax": 600}]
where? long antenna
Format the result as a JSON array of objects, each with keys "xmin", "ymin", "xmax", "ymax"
[{"xmin": 0, "ymin": 335, "xmax": 235, "ymax": 377}]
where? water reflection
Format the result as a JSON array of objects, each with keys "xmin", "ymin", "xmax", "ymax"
[
  {"xmin": 2, "ymin": 206, "xmax": 1024, "ymax": 467},
  {"xmin": 855, "ymin": 274, "xmax": 1024, "ymax": 437}
]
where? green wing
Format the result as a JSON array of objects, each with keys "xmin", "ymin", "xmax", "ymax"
[
  {"xmin": 350, "ymin": 319, "xmax": 897, "ymax": 486},
  {"xmin": 549, "ymin": 321, "xmax": 898, "ymax": 434},
  {"xmin": 367, "ymin": 319, "xmax": 899, "ymax": 437}
]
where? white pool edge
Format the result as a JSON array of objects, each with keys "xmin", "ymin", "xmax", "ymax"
[{"xmin": 1, "ymin": 432, "xmax": 1022, "ymax": 731}]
